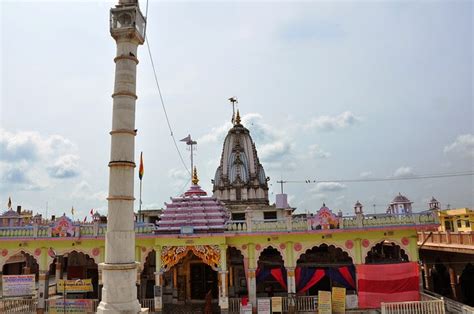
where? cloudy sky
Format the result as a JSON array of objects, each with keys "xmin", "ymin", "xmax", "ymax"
[{"xmin": 1, "ymin": 0, "xmax": 472, "ymax": 219}]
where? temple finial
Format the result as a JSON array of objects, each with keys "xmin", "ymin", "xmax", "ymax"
[
  {"xmin": 192, "ymin": 166, "xmax": 199, "ymax": 185},
  {"xmin": 236, "ymin": 109, "xmax": 241, "ymax": 124}
]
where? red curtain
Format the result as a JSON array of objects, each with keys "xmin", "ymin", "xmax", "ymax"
[
  {"xmin": 270, "ymin": 268, "xmax": 287, "ymax": 290},
  {"xmin": 357, "ymin": 262, "xmax": 420, "ymax": 308},
  {"xmin": 298, "ymin": 269, "xmax": 325, "ymax": 294}
]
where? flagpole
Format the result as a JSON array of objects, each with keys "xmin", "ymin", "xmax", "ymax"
[{"xmin": 139, "ymin": 178, "xmax": 142, "ymax": 223}]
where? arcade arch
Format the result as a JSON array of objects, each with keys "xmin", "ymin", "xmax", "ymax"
[
  {"xmin": 295, "ymin": 244, "xmax": 355, "ymax": 296},
  {"xmin": 256, "ymin": 247, "xmax": 286, "ymax": 297},
  {"xmin": 227, "ymin": 247, "xmax": 247, "ymax": 298},
  {"xmin": 2, "ymin": 251, "xmax": 39, "ymax": 280},
  {"xmin": 49, "ymin": 251, "xmax": 99, "ymax": 299},
  {"xmin": 365, "ymin": 241, "xmax": 409, "ymax": 264}
]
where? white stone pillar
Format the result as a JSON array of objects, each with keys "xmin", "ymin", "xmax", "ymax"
[
  {"xmin": 37, "ymin": 270, "xmax": 49, "ymax": 313},
  {"xmin": 219, "ymin": 271, "xmax": 229, "ymax": 313},
  {"xmin": 97, "ymin": 1, "xmax": 145, "ymax": 313},
  {"xmin": 154, "ymin": 247, "xmax": 163, "ymax": 313}
]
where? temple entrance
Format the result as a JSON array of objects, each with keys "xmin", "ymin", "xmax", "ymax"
[{"xmin": 190, "ymin": 263, "xmax": 218, "ymax": 300}]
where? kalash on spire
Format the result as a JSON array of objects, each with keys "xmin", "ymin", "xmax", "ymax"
[{"xmin": 212, "ymin": 100, "xmax": 273, "ymax": 215}]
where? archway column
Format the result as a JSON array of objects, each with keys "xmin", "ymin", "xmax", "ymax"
[
  {"xmin": 37, "ymin": 248, "xmax": 50, "ymax": 314},
  {"xmin": 219, "ymin": 244, "xmax": 229, "ymax": 313},
  {"xmin": 449, "ymin": 266, "xmax": 458, "ymax": 299},
  {"xmin": 55, "ymin": 256, "xmax": 63, "ymax": 294},
  {"xmin": 247, "ymin": 243, "xmax": 257, "ymax": 308},
  {"xmin": 354, "ymin": 238, "xmax": 363, "ymax": 264},
  {"xmin": 154, "ymin": 246, "xmax": 163, "ymax": 313}
]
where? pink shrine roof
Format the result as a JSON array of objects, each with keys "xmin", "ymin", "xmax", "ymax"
[{"xmin": 156, "ymin": 183, "xmax": 229, "ymax": 234}]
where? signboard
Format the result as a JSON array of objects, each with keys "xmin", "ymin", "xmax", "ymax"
[
  {"xmin": 2, "ymin": 274, "xmax": 35, "ymax": 297},
  {"xmin": 332, "ymin": 287, "xmax": 346, "ymax": 314},
  {"xmin": 48, "ymin": 299, "xmax": 93, "ymax": 314},
  {"xmin": 271, "ymin": 297, "xmax": 282, "ymax": 312},
  {"xmin": 180, "ymin": 226, "xmax": 194, "ymax": 234},
  {"xmin": 240, "ymin": 304, "xmax": 253, "ymax": 314},
  {"xmin": 57, "ymin": 279, "xmax": 93, "ymax": 293},
  {"xmin": 318, "ymin": 290, "xmax": 332, "ymax": 314},
  {"xmin": 257, "ymin": 298, "xmax": 271, "ymax": 314},
  {"xmin": 346, "ymin": 294, "xmax": 358, "ymax": 309}
]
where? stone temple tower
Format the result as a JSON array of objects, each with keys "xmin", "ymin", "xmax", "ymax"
[{"xmin": 97, "ymin": 0, "xmax": 145, "ymax": 313}]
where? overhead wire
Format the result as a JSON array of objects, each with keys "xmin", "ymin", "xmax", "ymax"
[
  {"xmin": 142, "ymin": 3, "xmax": 191, "ymax": 176},
  {"xmin": 279, "ymin": 171, "xmax": 474, "ymax": 184}
]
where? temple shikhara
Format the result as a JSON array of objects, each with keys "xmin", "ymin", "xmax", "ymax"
[{"xmin": 1, "ymin": 0, "xmax": 473, "ymax": 314}]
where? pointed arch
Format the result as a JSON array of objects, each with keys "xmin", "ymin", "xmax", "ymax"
[{"xmin": 365, "ymin": 241, "xmax": 409, "ymax": 264}]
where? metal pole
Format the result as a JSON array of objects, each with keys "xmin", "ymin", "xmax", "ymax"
[
  {"xmin": 190, "ymin": 143, "xmax": 194, "ymax": 182},
  {"xmin": 139, "ymin": 179, "xmax": 142, "ymax": 223}
]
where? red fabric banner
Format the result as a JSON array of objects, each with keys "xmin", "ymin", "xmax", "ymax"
[
  {"xmin": 299, "ymin": 269, "xmax": 325, "ymax": 294},
  {"xmin": 357, "ymin": 262, "xmax": 420, "ymax": 308}
]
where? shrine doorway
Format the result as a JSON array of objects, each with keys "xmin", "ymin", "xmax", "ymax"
[
  {"xmin": 160, "ymin": 246, "xmax": 221, "ymax": 305},
  {"xmin": 190, "ymin": 262, "xmax": 218, "ymax": 300}
]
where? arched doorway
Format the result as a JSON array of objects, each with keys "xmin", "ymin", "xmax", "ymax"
[
  {"xmin": 431, "ymin": 260, "xmax": 451, "ymax": 297},
  {"xmin": 295, "ymin": 244, "xmax": 356, "ymax": 296},
  {"xmin": 365, "ymin": 241, "xmax": 409, "ymax": 264},
  {"xmin": 160, "ymin": 246, "xmax": 220, "ymax": 307},
  {"xmin": 228, "ymin": 247, "xmax": 247, "ymax": 298},
  {"xmin": 256, "ymin": 247, "xmax": 286, "ymax": 297},
  {"xmin": 140, "ymin": 250, "xmax": 156, "ymax": 299},
  {"xmin": 59, "ymin": 251, "xmax": 99, "ymax": 299},
  {"xmin": 459, "ymin": 263, "xmax": 474, "ymax": 306},
  {"xmin": 2, "ymin": 251, "xmax": 39, "ymax": 280}
]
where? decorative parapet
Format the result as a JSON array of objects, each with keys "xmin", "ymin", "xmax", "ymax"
[
  {"xmin": 226, "ymin": 211, "xmax": 438, "ymax": 234},
  {"xmin": 0, "ymin": 222, "xmax": 154, "ymax": 239},
  {"xmin": 0, "ymin": 212, "xmax": 438, "ymax": 238}
]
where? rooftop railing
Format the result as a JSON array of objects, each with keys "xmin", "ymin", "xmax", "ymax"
[{"xmin": 0, "ymin": 212, "xmax": 438, "ymax": 239}]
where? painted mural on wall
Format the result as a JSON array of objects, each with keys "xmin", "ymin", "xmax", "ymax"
[
  {"xmin": 310, "ymin": 204, "xmax": 339, "ymax": 230},
  {"xmin": 51, "ymin": 215, "xmax": 76, "ymax": 237}
]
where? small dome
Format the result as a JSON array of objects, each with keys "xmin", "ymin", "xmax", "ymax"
[
  {"xmin": 354, "ymin": 200, "xmax": 363, "ymax": 207},
  {"xmin": 392, "ymin": 193, "xmax": 411, "ymax": 203}
]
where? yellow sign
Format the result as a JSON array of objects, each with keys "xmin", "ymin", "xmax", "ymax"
[
  {"xmin": 271, "ymin": 297, "xmax": 282, "ymax": 312},
  {"xmin": 57, "ymin": 279, "xmax": 93, "ymax": 293},
  {"xmin": 318, "ymin": 290, "xmax": 332, "ymax": 314},
  {"xmin": 332, "ymin": 287, "xmax": 346, "ymax": 314}
]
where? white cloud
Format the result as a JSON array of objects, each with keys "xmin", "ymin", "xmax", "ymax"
[
  {"xmin": 444, "ymin": 134, "xmax": 474, "ymax": 158},
  {"xmin": 312, "ymin": 182, "xmax": 346, "ymax": 192},
  {"xmin": 360, "ymin": 171, "xmax": 372, "ymax": 178},
  {"xmin": 0, "ymin": 129, "xmax": 80, "ymax": 190},
  {"xmin": 308, "ymin": 144, "xmax": 331, "ymax": 159},
  {"xmin": 71, "ymin": 180, "xmax": 107, "ymax": 202},
  {"xmin": 306, "ymin": 111, "xmax": 361, "ymax": 131},
  {"xmin": 393, "ymin": 166, "xmax": 415, "ymax": 178},
  {"xmin": 48, "ymin": 154, "xmax": 80, "ymax": 179},
  {"xmin": 198, "ymin": 122, "xmax": 233, "ymax": 144}
]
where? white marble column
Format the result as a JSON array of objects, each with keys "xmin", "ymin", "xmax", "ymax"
[{"xmin": 97, "ymin": 1, "xmax": 145, "ymax": 313}]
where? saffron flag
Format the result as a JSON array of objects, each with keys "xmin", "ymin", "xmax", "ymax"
[
  {"xmin": 139, "ymin": 152, "xmax": 144, "ymax": 180},
  {"xmin": 90, "ymin": 208, "xmax": 94, "ymax": 216},
  {"xmin": 7, "ymin": 197, "xmax": 12, "ymax": 209},
  {"xmin": 71, "ymin": 206, "xmax": 75, "ymax": 216},
  {"xmin": 83, "ymin": 216, "xmax": 87, "ymax": 223},
  {"xmin": 357, "ymin": 262, "xmax": 420, "ymax": 308}
]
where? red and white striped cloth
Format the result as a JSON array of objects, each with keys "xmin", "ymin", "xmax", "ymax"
[{"xmin": 357, "ymin": 262, "xmax": 420, "ymax": 308}]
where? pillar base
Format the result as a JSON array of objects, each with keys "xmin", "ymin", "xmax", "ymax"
[{"xmin": 97, "ymin": 262, "xmax": 141, "ymax": 314}]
